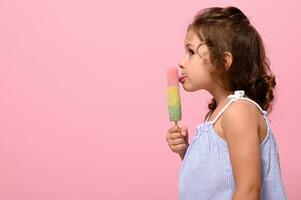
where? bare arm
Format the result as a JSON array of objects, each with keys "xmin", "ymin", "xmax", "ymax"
[{"xmin": 222, "ymin": 101, "xmax": 261, "ymax": 200}]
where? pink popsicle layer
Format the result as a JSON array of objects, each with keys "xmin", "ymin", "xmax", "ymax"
[{"xmin": 167, "ymin": 67, "xmax": 179, "ymax": 87}]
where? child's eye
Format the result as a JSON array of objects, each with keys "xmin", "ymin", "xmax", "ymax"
[{"xmin": 187, "ymin": 49, "xmax": 195, "ymax": 56}]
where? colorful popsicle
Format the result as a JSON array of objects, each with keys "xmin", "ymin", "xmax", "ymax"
[{"xmin": 167, "ymin": 67, "xmax": 182, "ymax": 125}]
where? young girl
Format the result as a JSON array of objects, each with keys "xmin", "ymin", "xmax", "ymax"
[{"xmin": 166, "ymin": 6, "xmax": 286, "ymax": 199}]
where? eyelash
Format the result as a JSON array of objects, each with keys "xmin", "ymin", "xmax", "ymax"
[{"xmin": 187, "ymin": 48, "xmax": 195, "ymax": 56}]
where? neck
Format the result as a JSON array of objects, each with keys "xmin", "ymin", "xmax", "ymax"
[{"xmin": 209, "ymin": 87, "xmax": 232, "ymax": 107}]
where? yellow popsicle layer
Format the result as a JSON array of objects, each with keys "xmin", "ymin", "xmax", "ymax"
[{"xmin": 167, "ymin": 86, "xmax": 182, "ymax": 121}]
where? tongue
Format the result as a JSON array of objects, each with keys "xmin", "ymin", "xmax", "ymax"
[{"xmin": 179, "ymin": 76, "xmax": 186, "ymax": 83}]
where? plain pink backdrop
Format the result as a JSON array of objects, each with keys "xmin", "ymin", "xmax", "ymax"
[{"xmin": 0, "ymin": 0, "xmax": 300, "ymax": 199}]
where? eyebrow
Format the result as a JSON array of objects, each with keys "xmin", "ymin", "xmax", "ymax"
[{"xmin": 185, "ymin": 43, "xmax": 195, "ymax": 48}]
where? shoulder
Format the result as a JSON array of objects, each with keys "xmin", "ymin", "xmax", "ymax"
[{"xmin": 221, "ymin": 99, "xmax": 260, "ymax": 139}]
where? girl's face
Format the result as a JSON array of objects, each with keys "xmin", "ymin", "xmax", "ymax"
[{"xmin": 178, "ymin": 29, "xmax": 217, "ymax": 92}]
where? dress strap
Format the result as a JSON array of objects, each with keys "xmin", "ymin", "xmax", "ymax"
[{"xmin": 210, "ymin": 90, "xmax": 267, "ymax": 125}]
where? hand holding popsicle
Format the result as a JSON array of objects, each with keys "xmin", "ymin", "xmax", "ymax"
[
  {"xmin": 166, "ymin": 67, "xmax": 189, "ymax": 159},
  {"xmin": 166, "ymin": 126, "xmax": 189, "ymax": 160}
]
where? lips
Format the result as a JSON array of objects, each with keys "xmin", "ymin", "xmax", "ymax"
[{"xmin": 179, "ymin": 74, "xmax": 187, "ymax": 84}]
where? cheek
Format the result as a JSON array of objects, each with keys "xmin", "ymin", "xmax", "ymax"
[
  {"xmin": 202, "ymin": 55, "xmax": 212, "ymax": 67},
  {"xmin": 202, "ymin": 57, "xmax": 217, "ymax": 75}
]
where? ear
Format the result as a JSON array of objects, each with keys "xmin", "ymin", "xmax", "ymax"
[{"xmin": 223, "ymin": 51, "xmax": 233, "ymax": 71}]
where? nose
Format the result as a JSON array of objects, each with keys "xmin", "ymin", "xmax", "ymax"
[
  {"xmin": 178, "ymin": 63, "xmax": 184, "ymax": 69},
  {"xmin": 178, "ymin": 56, "xmax": 185, "ymax": 69}
]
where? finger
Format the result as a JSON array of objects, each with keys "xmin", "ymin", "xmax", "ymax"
[
  {"xmin": 168, "ymin": 126, "xmax": 181, "ymax": 133},
  {"xmin": 172, "ymin": 143, "xmax": 187, "ymax": 151},
  {"xmin": 184, "ymin": 127, "xmax": 189, "ymax": 142},
  {"xmin": 168, "ymin": 132, "xmax": 184, "ymax": 140},
  {"xmin": 181, "ymin": 127, "xmax": 187, "ymax": 137},
  {"xmin": 170, "ymin": 138, "xmax": 185, "ymax": 145}
]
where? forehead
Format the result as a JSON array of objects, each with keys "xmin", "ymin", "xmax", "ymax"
[{"xmin": 184, "ymin": 29, "xmax": 202, "ymax": 45}]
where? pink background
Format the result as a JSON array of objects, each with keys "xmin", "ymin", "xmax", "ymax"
[{"xmin": 0, "ymin": 0, "xmax": 300, "ymax": 199}]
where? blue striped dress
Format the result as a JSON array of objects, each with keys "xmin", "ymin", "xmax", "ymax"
[{"xmin": 178, "ymin": 90, "xmax": 286, "ymax": 199}]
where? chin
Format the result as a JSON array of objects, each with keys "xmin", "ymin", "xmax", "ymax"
[{"xmin": 182, "ymin": 84, "xmax": 199, "ymax": 92}]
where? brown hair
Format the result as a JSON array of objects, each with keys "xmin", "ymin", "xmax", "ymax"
[{"xmin": 187, "ymin": 6, "xmax": 276, "ymax": 121}]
